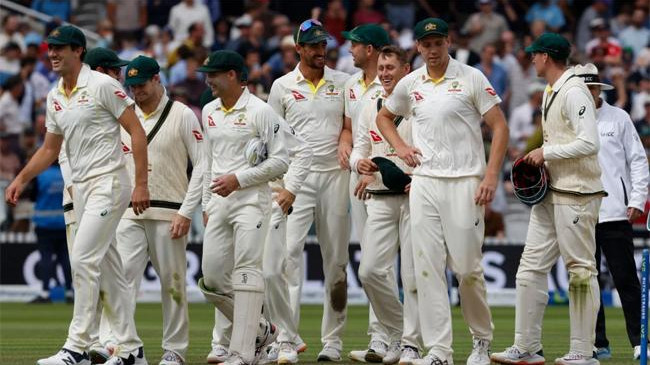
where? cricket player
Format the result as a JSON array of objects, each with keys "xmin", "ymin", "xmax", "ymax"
[
  {"xmin": 376, "ymin": 18, "xmax": 509, "ymax": 365},
  {"xmin": 267, "ymin": 19, "xmax": 351, "ymax": 361},
  {"xmin": 5, "ymin": 25, "xmax": 149, "ymax": 365},
  {"xmin": 341, "ymin": 24, "xmax": 393, "ymax": 363},
  {"xmin": 198, "ymin": 50, "xmax": 289, "ymax": 365},
  {"xmin": 349, "ymin": 44, "xmax": 422, "ymax": 365},
  {"xmin": 574, "ymin": 63, "xmax": 650, "ymax": 360},
  {"xmin": 109, "ymin": 55, "xmax": 204, "ymax": 365},
  {"xmin": 491, "ymin": 34, "xmax": 605, "ymax": 365}
]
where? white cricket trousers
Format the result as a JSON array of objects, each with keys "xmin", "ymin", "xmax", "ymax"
[
  {"xmin": 64, "ymin": 171, "xmax": 142, "ymax": 358},
  {"xmin": 112, "ymin": 218, "xmax": 190, "ymax": 358},
  {"xmin": 358, "ymin": 194, "xmax": 420, "ymax": 348},
  {"xmin": 286, "ymin": 169, "xmax": 351, "ymax": 350},
  {"xmin": 514, "ymin": 196, "xmax": 601, "ymax": 357},
  {"xmin": 409, "ymin": 176, "xmax": 493, "ymax": 361},
  {"xmin": 202, "ymin": 186, "xmax": 271, "ymax": 363},
  {"xmin": 263, "ymin": 200, "xmax": 300, "ymax": 343},
  {"xmin": 350, "ymin": 171, "xmax": 388, "ymax": 345}
]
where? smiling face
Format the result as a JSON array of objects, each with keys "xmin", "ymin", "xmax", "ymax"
[
  {"xmin": 416, "ymin": 35, "xmax": 450, "ymax": 70},
  {"xmin": 349, "ymin": 41, "xmax": 370, "ymax": 69},
  {"xmin": 129, "ymin": 75, "xmax": 159, "ymax": 105},
  {"xmin": 205, "ymin": 70, "xmax": 237, "ymax": 98},
  {"xmin": 377, "ymin": 52, "xmax": 410, "ymax": 95},
  {"xmin": 296, "ymin": 41, "xmax": 327, "ymax": 70},
  {"xmin": 47, "ymin": 44, "xmax": 83, "ymax": 75}
]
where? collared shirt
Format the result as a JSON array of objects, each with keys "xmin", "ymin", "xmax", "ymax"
[
  {"xmin": 344, "ymin": 70, "xmax": 383, "ymax": 136},
  {"xmin": 46, "ymin": 64, "xmax": 133, "ymax": 182},
  {"xmin": 597, "ymin": 100, "xmax": 649, "ymax": 222},
  {"xmin": 202, "ymin": 88, "xmax": 289, "ymax": 209},
  {"xmin": 385, "ymin": 58, "xmax": 501, "ymax": 178},
  {"xmin": 268, "ymin": 64, "xmax": 349, "ymax": 171}
]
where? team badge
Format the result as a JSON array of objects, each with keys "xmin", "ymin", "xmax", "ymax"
[
  {"xmin": 425, "ymin": 23, "xmax": 437, "ymax": 31},
  {"xmin": 50, "ymin": 29, "xmax": 60, "ymax": 37},
  {"xmin": 325, "ymin": 84, "xmax": 339, "ymax": 96},
  {"xmin": 128, "ymin": 68, "xmax": 138, "ymax": 77},
  {"xmin": 448, "ymin": 81, "xmax": 462, "ymax": 92},
  {"xmin": 234, "ymin": 113, "xmax": 247, "ymax": 126}
]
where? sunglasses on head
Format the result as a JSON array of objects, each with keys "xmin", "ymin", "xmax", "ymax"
[{"xmin": 297, "ymin": 19, "xmax": 322, "ymax": 44}]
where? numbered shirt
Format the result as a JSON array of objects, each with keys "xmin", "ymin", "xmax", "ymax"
[
  {"xmin": 344, "ymin": 71, "xmax": 383, "ymax": 136},
  {"xmin": 385, "ymin": 59, "xmax": 501, "ymax": 178},
  {"xmin": 267, "ymin": 64, "xmax": 348, "ymax": 171},
  {"xmin": 45, "ymin": 64, "xmax": 133, "ymax": 182},
  {"xmin": 202, "ymin": 89, "xmax": 289, "ymax": 208}
]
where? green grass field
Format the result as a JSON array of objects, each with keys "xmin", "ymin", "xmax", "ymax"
[{"xmin": 0, "ymin": 303, "xmax": 639, "ymax": 364}]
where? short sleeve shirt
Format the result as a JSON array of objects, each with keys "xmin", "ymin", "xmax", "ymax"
[
  {"xmin": 46, "ymin": 64, "xmax": 133, "ymax": 182},
  {"xmin": 385, "ymin": 58, "xmax": 501, "ymax": 178},
  {"xmin": 344, "ymin": 71, "xmax": 383, "ymax": 136}
]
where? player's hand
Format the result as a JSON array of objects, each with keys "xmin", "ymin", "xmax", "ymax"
[
  {"xmin": 338, "ymin": 143, "xmax": 352, "ymax": 170},
  {"xmin": 523, "ymin": 147, "xmax": 545, "ymax": 167},
  {"xmin": 396, "ymin": 145, "xmax": 422, "ymax": 167},
  {"xmin": 404, "ymin": 183, "xmax": 411, "ymax": 194},
  {"xmin": 131, "ymin": 184, "xmax": 150, "ymax": 215},
  {"xmin": 475, "ymin": 173, "xmax": 497, "ymax": 206},
  {"xmin": 202, "ymin": 211, "xmax": 209, "ymax": 226},
  {"xmin": 274, "ymin": 188, "xmax": 295, "ymax": 214},
  {"xmin": 211, "ymin": 174, "xmax": 240, "ymax": 197},
  {"xmin": 170, "ymin": 214, "xmax": 191, "ymax": 239},
  {"xmin": 5, "ymin": 178, "xmax": 26, "ymax": 207},
  {"xmin": 627, "ymin": 207, "xmax": 643, "ymax": 222},
  {"xmin": 357, "ymin": 158, "xmax": 378, "ymax": 175},
  {"xmin": 354, "ymin": 175, "xmax": 375, "ymax": 200}
]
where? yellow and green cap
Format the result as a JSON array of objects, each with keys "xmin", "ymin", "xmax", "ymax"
[
  {"xmin": 84, "ymin": 47, "xmax": 129, "ymax": 70},
  {"xmin": 124, "ymin": 56, "xmax": 160, "ymax": 86},
  {"xmin": 46, "ymin": 25, "xmax": 86, "ymax": 48},
  {"xmin": 525, "ymin": 33, "xmax": 571, "ymax": 60},
  {"xmin": 197, "ymin": 50, "xmax": 245, "ymax": 73},
  {"xmin": 294, "ymin": 19, "xmax": 330, "ymax": 44},
  {"xmin": 414, "ymin": 18, "xmax": 449, "ymax": 40},
  {"xmin": 342, "ymin": 24, "xmax": 390, "ymax": 47}
]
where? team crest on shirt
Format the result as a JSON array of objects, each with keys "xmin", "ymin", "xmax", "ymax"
[
  {"xmin": 325, "ymin": 84, "xmax": 340, "ymax": 96},
  {"xmin": 369, "ymin": 130, "xmax": 383, "ymax": 142},
  {"xmin": 192, "ymin": 130, "xmax": 204, "ymax": 142},
  {"xmin": 77, "ymin": 91, "xmax": 90, "ymax": 104},
  {"xmin": 370, "ymin": 89, "xmax": 383, "ymax": 100},
  {"xmin": 207, "ymin": 115, "xmax": 216, "ymax": 127},
  {"xmin": 386, "ymin": 146, "xmax": 397, "ymax": 156},
  {"xmin": 234, "ymin": 113, "xmax": 247, "ymax": 126},
  {"xmin": 114, "ymin": 90, "xmax": 127, "ymax": 99},
  {"xmin": 52, "ymin": 99, "xmax": 62, "ymax": 112},
  {"xmin": 349, "ymin": 88, "xmax": 357, "ymax": 100},
  {"xmin": 448, "ymin": 81, "xmax": 462, "ymax": 93},
  {"xmin": 412, "ymin": 91, "xmax": 424, "ymax": 102},
  {"xmin": 291, "ymin": 90, "xmax": 306, "ymax": 101},
  {"xmin": 485, "ymin": 87, "xmax": 497, "ymax": 96}
]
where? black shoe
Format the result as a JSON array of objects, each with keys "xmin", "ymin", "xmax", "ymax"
[{"xmin": 29, "ymin": 295, "xmax": 51, "ymax": 304}]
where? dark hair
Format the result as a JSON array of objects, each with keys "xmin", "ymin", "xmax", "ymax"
[
  {"xmin": 3, "ymin": 74, "xmax": 23, "ymax": 90},
  {"xmin": 20, "ymin": 56, "xmax": 36, "ymax": 68},
  {"xmin": 379, "ymin": 45, "xmax": 408, "ymax": 65}
]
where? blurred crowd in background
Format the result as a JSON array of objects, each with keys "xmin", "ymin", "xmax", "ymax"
[{"xmin": 1, "ymin": 0, "xmax": 650, "ymax": 240}]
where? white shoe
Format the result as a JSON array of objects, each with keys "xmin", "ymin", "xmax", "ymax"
[
  {"xmin": 349, "ymin": 350, "xmax": 368, "ymax": 362},
  {"xmin": 37, "ymin": 349, "xmax": 90, "ymax": 365},
  {"xmin": 219, "ymin": 354, "xmax": 248, "ymax": 365},
  {"xmin": 133, "ymin": 347, "xmax": 148, "ymax": 365},
  {"xmin": 365, "ymin": 340, "xmax": 388, "ymax": 363},
  {"xmin": 89, "ymin": 346, "xmax": 112, "ymax": 364},
  {"xmin": 490, "ymin": 346, "xmax": 545, "ymax": 365},
  {"xmin": 207, "ymin": 345, "xmax": 230, "ymax": 364},
  {"xmin": 256, "ymin": 322, "xmax": 279, "ymax": 354},
  {"xmin": 278, "ymin": 342, "xmax": 299, "ymax": 364},
  {"xmin": 554, "ymin": 351, "xmax": 599, "ymax": 365},
  {"xmin": 382, "ymin": 341, "xmax": 401, "ymax": 365},
  {"xmin": 265, "ymin": 343, "xmax": 280, "ymax": 363},
  {"xmin": 398, "ymin": 346, "xmax": 420, "ymax": 365},
  {"xmin": 412, "ymin": 353, "xmax": 452, "ymax": 365},
  {"xmin": 634, "ymin": 345, "xmax": 650, "ymax": 360},
  {"xmin": 317, "ymin": 346, "xmax": 342, "ymax": 362},
  {"xmin": 159, "ymin": 350, "xmax": 185, "ymax": 365},
  {"xmin": 467, "ymin": 338, "xmax": 490, "ymax": 365}
]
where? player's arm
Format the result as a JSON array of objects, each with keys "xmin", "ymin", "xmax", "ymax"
[
  {"xmin": 278, "ymin": 118, "xmax": 313, "ymax": 213},
  {"xmin": 201, "ymin": 107, "xmax": 214, "ymax": 225},
  {"xmin": 539, "ymin": 88, "xmax": 599, "ymax": 162},
  {"xmin": 338, "ymin": 116, "xmax": 353, "ymax": 169},
  {"xmin": 476, "ymin": 104, "xmax": 509, "ymax": 206},
  {"xmin": 5, "ymin": 132, "xmax": 62, "ymax": 206},
  {"xmin": 172, "ymin": 108, "xmax": 206, "ymax": 238},
  {"xmin": 377, "ymin": 106, "xmax": 421, "ymax": 167},
  {"xmin": 622, "ymin": 113, "xmax": 649, "ymax": 220},
  {"xmin": 118, "ymin": 106, "xmax": 150, "ymax": 215}
]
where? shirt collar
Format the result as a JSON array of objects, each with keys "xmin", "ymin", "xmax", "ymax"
[
  {"xmin": 217, "ymin": 87, "xmax": 250, "ymax": 114},
  {"xmin": 293, "ymin": 63, "xmax": 335, "ymax": 84},
  {"xmin": 56, "ymin": 64, "xmax": 91, "ymax": 95},
  {"xmin": 420, "ymin": 55, "xmax": 461, "ymax": 84},
  {"xmin": 550, "ymin": 68, "xmax": 576, "ymax": 93},
  {"xmin": 135, "ymin": 91, "xmax": 170, "ymax": 120}
]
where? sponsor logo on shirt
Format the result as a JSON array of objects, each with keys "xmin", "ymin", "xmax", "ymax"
[
  {"xmin": 601, "ymin": 131, "xmax": 614, "ymax": 137},
  {"xmin": 485, "ymin": 87, "xmax": 497, "ymax": 96},
  {"xmin": 349, "ymin": 88, "xmax": 357, "ymax": 100},
  {"xmin": 412, "ymin": 91, "xmax": 424, "ymax": 101},
  {"xmin": 291, "ymin": 90, "xmax": 306, "ymax": 101},
  {"xmin": 207, "ymin": 115, "xmax": 216, "ymax": 127},
  {"xmin": 579, "ymin": 106, "xmax": 586, "ymax": 116},
  {"xmin": 369, "ymin": 130, "xmax": 383, "ymax": 142},
  {"xmin": 114, "ymin": 90, "xmax": 127, "ymax": 99},
  {"xmin": 121, "ymin": 142, "xmax": 131, "ymax": 153},
  {"xmin": 192, "ymin": 130, "xmax": 204, "ymax": 142},
  {"xmin": 53, "ymin": 99, "xmax": 62, "ymax": 112}
]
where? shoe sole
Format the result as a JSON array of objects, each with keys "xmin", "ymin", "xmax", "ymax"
[
  {"xmin": 317, "ymin": 355, "xmax": 342, "ymax": 362},
  {"xmin": 207, "ymin": 357, "xmax": 228, "ymax": 364},
  {"xmin": 278, "ymin": 358, "xmax": 299, "ymax": 364},
  {"xmin": 365, "ymin": 353, "xmax": 384, "ymax": 363},
  {"xmin": 349, "ymin": 355, "xmax": 367, "ymax": 363},
  {"xmin": 490, "ymin": 359, "xmax": 545, "ymax": 365}
]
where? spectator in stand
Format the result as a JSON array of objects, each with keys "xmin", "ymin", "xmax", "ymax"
[
  {"xmin": 450, "ymin": 29, "xmax": 480, "ymax": 66},
  {"xmin": 169, "ymin": 45, "xmax": 202, "ymax": 86},
  {"xmin": 462, "ymin": 0, "xmax": 509, "ymax": 54},
  {"xmin": 212, "ymin": 18, "xmax": 231, "ymax": 51},
  {"xmin": 226, "ymin": 17, "xmax": 252, "ymax": 53},
  {"xmin": 632, "ymin": 75, "xmax": 650, "ymax": 121},
  {"xmin": 384, "ymin": 0, "xmax": 437, "ymax": 31},
  {"xmin": 509, "ymin": 83, "xmax": 545, "ymax": 153},
  {"xmin": 0, "ymin": 75, "xmax": 26, "ymax": 151},
  {"xmin": 18, "ymin": 57, "xmax": 38, "ymax": 126},
  {"xmin": 353, "ymin": 0, "xmax": 385, "ymax": 27},
  {"xmin": 0, "ymin": 14, "xmax": 25, "ymax": 52},
  {"xmin": 0, "ymin": 42, "xmax": 22, "ymax": 82},
  {"xmin": 266, "ymin": 14, "xmax": 292, "ymax": 55},
  {"xmin": 529, "ymin": 19, "xmax": 548, "ymax": 40},
  {"xmin": 475, "ymin": 43, "xmax": 509, "ymax": 99},
  {"xmin": 525, "ymin": 0, "xmax": 566, "ymax": 32},
  {"xmin": 322, "ymin": 0, "xmax": 347, "ymax": 45},
  {"xmin": 147, "ymin": 0, "xmax": 176, "ymax": 28},
  {"xmin": 22, "ymin": 57, "xmax": 50, "ymax": 112},
  {"xmin": 31, "ymin": 0, "xmax": 71, "ymax": 23},
  {"xmin": 0, "ymin": 132, "xmax": 20, "ymax": 182},
  {"xmin": 94, "ymin": 19, "xmax": 115, "ymax": 49},
  {"xmin": 635, "ymin": 97, "xmax": 650, "ymax": 136},
  {"xmin": 29, "ymin": 160, "xmax": 73, "ymax": 304},
  {"xmin": 619, "ymin": 8, "xmax": 650, "ymax": 61},
  {"xmin": 168, "ymin": 0, "xmax": 214, "ymax": 49},
  {"xmin": 107, "ymin": 0, "xmax": 147, "ymax": 48},
  {"xmin": 263, "ymin": 35, "xmax": 298, "ymax": 81},
  {"xmin": 576, "ymin": 0, "xmax": 609, "ymax": 53},
  {"xmin": 168, "ymin": 22, "xmax": 208, "ymax": 68},
  {"xmin": 586, "ymin": 18, "xmax": 623, "ymax": 64}
]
